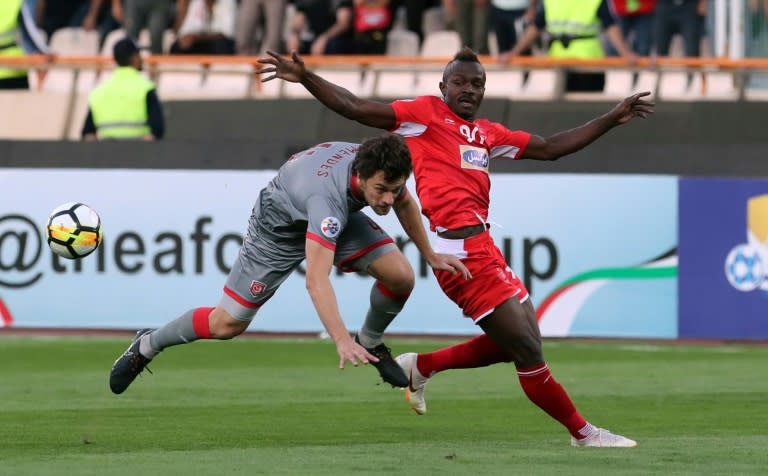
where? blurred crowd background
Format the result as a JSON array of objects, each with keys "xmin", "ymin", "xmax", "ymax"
[{"xmin": 19, "ymin": 1, "xmax": 768, "ymax": 59}]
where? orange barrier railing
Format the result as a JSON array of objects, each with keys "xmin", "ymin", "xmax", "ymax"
[
  {"xmin": 2, "ymin": 54, "xmax": 768, "ymax": 69},
  {"xmin": 3, "ymin": 54, "xmax": 768, "ymax": 101},
  {"xmin": 2, "ymin": 54, "xmax": 766, "ymax": 140}
]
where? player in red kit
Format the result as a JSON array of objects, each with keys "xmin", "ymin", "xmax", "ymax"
[{"xmin": 258, "ymin": 47, "xmax": 653, "ymax": 448}]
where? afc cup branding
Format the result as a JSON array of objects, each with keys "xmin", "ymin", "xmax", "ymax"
[
  {"xmin": 724, "ymin": 194, "xmax": 768, "ymax": 295},
  {"xmin": 320, "ymin": 217, "xmax": 341, "ymax": 238}
]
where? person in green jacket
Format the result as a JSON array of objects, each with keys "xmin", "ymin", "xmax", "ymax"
[
  {"xmin": 501, "ymin": 0, "xmax": 637, "ymax": 92},
  {"xmin": 81, "ymin": 37, "xmax": 165, "ymax": 140},
  {"xmin": 0, "ymin": 0, "xmax": 49, "ymax": 90}
]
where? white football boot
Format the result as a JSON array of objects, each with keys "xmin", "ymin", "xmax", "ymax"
[
  {"xmin": 395, "ymin": 352, "xmax": 429, "ymax": 415},
  {"xmin": 571, "ymin": 428, "xmax": 637, "ymax": 448}
]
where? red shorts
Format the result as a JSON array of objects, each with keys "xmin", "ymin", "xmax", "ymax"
[{"xmin": 433, "ymin": 231, "xmax": 529, "ymax": 322}]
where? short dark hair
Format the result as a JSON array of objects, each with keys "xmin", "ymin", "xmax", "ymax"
[
  {"xmin": 453, "ymin": 46, "xmax": 480, "ymax": 64},
  {"xmin": 353, "ymin": 134, "xmax": 412, "ymax": 182},
  {"xmin": 443, "ymin": 46, "xmax": 482, "ymax": 82},
  {"xmin": 113, "ymin": 37, "xmax": 139, "ymax": 67}
]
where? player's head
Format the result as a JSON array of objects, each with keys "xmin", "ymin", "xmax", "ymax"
[
  {"xmin": 440, "ymin": 47, "xmax": 486, "ymax": 121},
  {"xmin": 113, "ymin": 37, "xmax": 142, "ymax": 70},
  {"xmin": 353, "ymin": 134, "xmax": 412, "ymax": 216}
]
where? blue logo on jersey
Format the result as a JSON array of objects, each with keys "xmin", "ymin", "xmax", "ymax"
[{"xmin": 460, "ymin": 145, "xmax": 489, "ymax": 171}]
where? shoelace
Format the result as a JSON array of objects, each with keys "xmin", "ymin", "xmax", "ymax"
[{"xmin": 371, "ymin": 344, "xmax": 394, "ymax": 360}]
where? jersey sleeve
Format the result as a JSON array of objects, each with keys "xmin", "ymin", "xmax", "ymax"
[
  {"xmin": 389, "ymin": 96, "xmax": 434, "ymax": 136},
  {"xmin": 486, "ymin": 122, "xmax": 532, "ymax": 160},
  {"xmin": 305, "ymin": 197, "xmax": 348, "ymax": 251}
]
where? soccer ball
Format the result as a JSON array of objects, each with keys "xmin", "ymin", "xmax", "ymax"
[
  {"xmin": 46, "ymin": 202, "xmax": 103, "ymax": 259},
  {"xmin": 724, "ymin": 244, "xmax": 764, "ymax": 292}
]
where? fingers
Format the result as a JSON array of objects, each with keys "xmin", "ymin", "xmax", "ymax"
[
  {"xmin": 633, "ymin": 106, "xmax": 654, "ymax": 114},
  {"xmin": 260, "ymin": 74, "xmax": 276, "ymax": 83},
  {"xmin": 448, "ymin": 259, "xmax": 472, "ymax": 279},
  {"xmin": 338, "ymin": 346, "xmax": 379, "ymax": 370}
]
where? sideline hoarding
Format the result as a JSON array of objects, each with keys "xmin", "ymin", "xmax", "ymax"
[
  {"xmin": 679, "ymin": 178, "xmax": 768, "ymax": 340},
  {"xmin": 0, "ymin": 169, "xmax": 677, "ymax": 337}
]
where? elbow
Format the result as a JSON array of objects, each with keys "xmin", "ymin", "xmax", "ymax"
[
  {"xmin": 305, "ymin": 274, "xmax": 324, "ymax": 298},
  {"xmin": 542, "ymin": 152, "xmax": 561, "ymax": 162}
]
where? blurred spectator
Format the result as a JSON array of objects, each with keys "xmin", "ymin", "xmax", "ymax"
[
  {"xmin": 116, "ymin": 0, "xmax": 174, "ymax": 54},
  {"xmin": 171, "ymin": 0, "xmax": 237, "ymax": 55},
  {"xmin": 489, "ymin": 0, "xmax": 536, "ymax": 55},
  {"xmin": 502, "ymin": 0, "xmax": 636, "ymax": 92},
  {"xmin": 353, "ymin": 0, "xmax": 393, "ymax": 54},
  {"xmin": 36, "ymin": 0, "xmax": 98, "ymax": 39},
  {"xmin": 389, "ymin": 0, "xmax": 442, "ymax": 45},
  {"xmin": 1, "ymin": 0, "xmax": 49, "ymax": 90},
  {"xmin": 654, "ymin": 0, "xmax": 705, "ymax": 57},
  {"xmin": 444, "ymin": 0, "xmax": 490, "ymax": 54},
  {"xmin": 82, "ymin": 37, "xmax": 165, "ymax": 140},
  {"xmin": 748, "ymin": 0, "xmax": 768, "ymax": 39},
  {"xmin": 235, "ymin": 0, "xmax": 287, "ymax": 55},
  {"xmin": 288, "ymin": 0, "xmax": 354, "ymax": 55},
  {"xmin": 607, "ymin": 0, "xmax": 656, "ymax": 56}
]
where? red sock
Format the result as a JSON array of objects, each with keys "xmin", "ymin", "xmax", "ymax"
[
  {"xmin": 517, "ymin": 363, "xmax": 590, "ymax": 439},
  {"xmin": 416, "ymin": 334, "xmax": 512, "ymax": 377},
  {"xmin": 192, "ymin": 307, "xmax": 214, "ymax": 339}
]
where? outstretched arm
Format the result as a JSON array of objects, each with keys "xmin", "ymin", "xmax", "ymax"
[
  {"xmin": 258, "ymin": 51, "xmax": 397, "ymax": 130},
  {"xmin": 305, "ymin": 239, "xmax": 379, "ymax": 369},
  {"xmin": 520, "ymin": 92, "xmax": 655, "ymax": 161},
  {"xmin": 393, "ymin": 191, "xmax": 472, "ymax": 280}
]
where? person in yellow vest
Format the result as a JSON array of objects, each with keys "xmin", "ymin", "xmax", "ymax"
[
  {"xmin": 500, "ymin": 0, "xmax": 637, "ymax": 92},
  {"xmin": 0, "ymin": 0, "xmax": 50, "ymax": 90},
  {"xmin": 81, "ymin": 37, "xmax": 165, "ymax": 140}
]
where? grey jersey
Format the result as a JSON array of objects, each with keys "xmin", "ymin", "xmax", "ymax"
[
  {"xmin": 256, "ymin": 141, "xmax": 365, "ymax": 249},
  {"xmin": 219, "ymin": 141, "xmax": 401, "ymax": 321}
]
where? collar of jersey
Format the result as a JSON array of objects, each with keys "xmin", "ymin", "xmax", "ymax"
[{"xmin": 350, "ymin": 173, "xmax": 365, "ymax": 202}]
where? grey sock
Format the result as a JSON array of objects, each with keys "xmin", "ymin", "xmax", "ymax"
[
  {"xmin": 357, "ymin": 283, "xmax": 407, "ymax": 348},
  {"xmin": 138, "ymin": 333, "xmax": 158, "ymax": 359},
  {"xmin": 147, "ymin": 309, "xmax": 200, "ymax": 354}
]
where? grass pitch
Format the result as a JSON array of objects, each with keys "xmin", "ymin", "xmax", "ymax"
[{"xmin": 0, "ymin": 335, "xmax": 766, "ymax": 476}]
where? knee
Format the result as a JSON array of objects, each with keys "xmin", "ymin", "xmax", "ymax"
[
  {"xmin": 380, "ymin": 261, "xmax": 415, "ymax": 296},
  {"xmin": 515, "ymin": 336, "xmax": 544, "ymax": 367},
  {"xmin": 392, "ymin": 269, "xmax": 415, "ymax": 294}
]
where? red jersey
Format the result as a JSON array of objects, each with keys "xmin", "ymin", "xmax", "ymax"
[{"xmin": 390, "ymin": 95, "xmax": 531, "ymax": 231}]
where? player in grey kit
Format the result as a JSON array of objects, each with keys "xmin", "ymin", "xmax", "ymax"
[{"xmin": 109, "ymin": 135, "xmax": 470, "ymax": 394}]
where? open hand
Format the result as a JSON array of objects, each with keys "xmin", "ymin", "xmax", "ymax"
[
  {"xmin": 335, "ymin": 337, "xmax": 379, "ymax": 370},
  {"xmin": 426, "ymin": 253, "xmax": 472, "ymax": 280},
  {"xmin": 613, "ymin": 91, "xmax": 655, "ymax": 125},
  {"xmin": 257, "ymin": 50, "xmax": 307, "ymax": 83}
]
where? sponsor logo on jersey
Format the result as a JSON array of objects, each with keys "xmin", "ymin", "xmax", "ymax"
[
  {"xmin": 459, "ymin": 145, "xmax": 489, "ymax": 172},
  {"xmin": 444, "ymin": 117, "xmax": 456, "ymax": 125},
  {"xmin": 321, "ymin": 217, "xmax": 341, "ymax": 238},
  {"xmin": 250, "ymin": 280, "xmax": 267, "ymax": 297}
]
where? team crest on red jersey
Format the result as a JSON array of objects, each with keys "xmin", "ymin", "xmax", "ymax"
[{"xmin": 250, "ymin": 280, "xmax": 267, "ymax": 297}]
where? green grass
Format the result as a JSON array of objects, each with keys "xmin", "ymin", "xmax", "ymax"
[{"xmin": 1, "ymin": 336, "xmax": 767, "ymax": 475}]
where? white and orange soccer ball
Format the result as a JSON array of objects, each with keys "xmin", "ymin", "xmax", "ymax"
[{"xmin": 46, "ymin": 202, "xmax": 103, "ymax": 259}]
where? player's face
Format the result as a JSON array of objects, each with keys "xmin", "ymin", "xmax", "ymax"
[
  {"xmin": 359, "ymin": 170, "xmax": 406, "ymax": 216},
  {"xmin": 439, "ymin": 61, "xmax": 486, "ymax": 120}
]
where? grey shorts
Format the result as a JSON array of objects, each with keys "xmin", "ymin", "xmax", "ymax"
[{"xmin": 219, "ymin": 211, "xmax": 398, "ymax": 321}]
